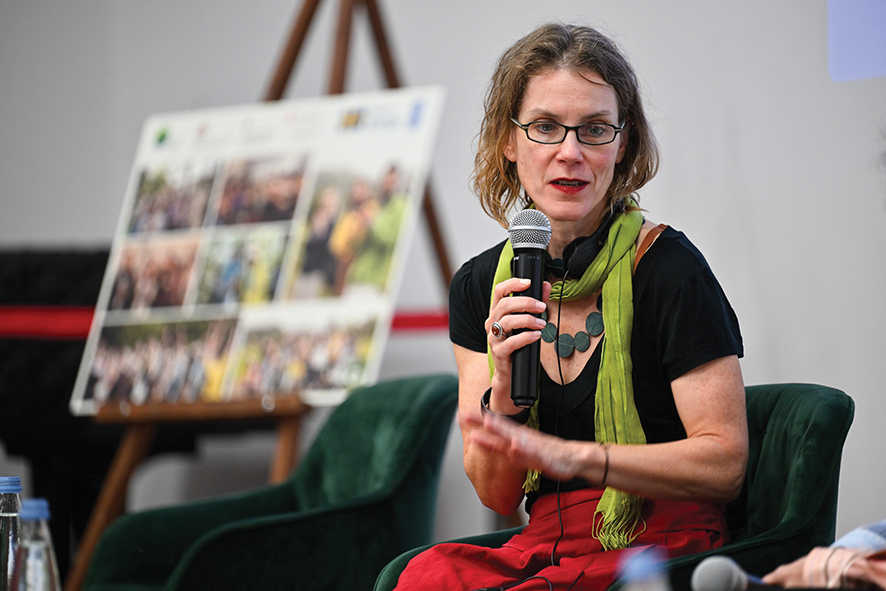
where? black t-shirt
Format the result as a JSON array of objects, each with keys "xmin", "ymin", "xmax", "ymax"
[{"xmin": 449, "ymin": 226, "xmax": 744, "ymax": 508}]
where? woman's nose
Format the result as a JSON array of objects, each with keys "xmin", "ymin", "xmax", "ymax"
[{"xmin": 555, "ymin": 130, "xmax": 584, "ymax": 161}]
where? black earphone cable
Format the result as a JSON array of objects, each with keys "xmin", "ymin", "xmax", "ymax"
[
  {"xmin": 472, "ymin": 271, "xmax": 573, "ymax": 590},
  {"xmin": 549, "ymin": 269, "xmax": 568, "ymax": 567}
]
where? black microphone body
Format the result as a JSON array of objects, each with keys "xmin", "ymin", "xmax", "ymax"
[
  {"xmin": 507, "ymin": 210, "xmax": 551, "ymax": 408},
  {"xmin": 510, "ymin": 247, "xmax": 545, "ymax": 407}
]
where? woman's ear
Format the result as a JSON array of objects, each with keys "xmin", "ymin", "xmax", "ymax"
[
  {"xmin": 615, "ymin": 123, "xmax": 629, "ymax": 164},
  {"xmin": 504, "ymin": 129, "xmax": 518, "ymax": 163}
]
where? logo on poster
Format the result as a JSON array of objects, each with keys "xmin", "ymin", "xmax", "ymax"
[
  {"xmin": 155, "ymin": 127, "xmax": 170, "ymax": 146},
  {"xmin": 408, "ymin": 100, "xmax": 424, "ymax": 128},
  {"xmin": 339, "ymin": 103, "xmax": 403, "ymax": 132}
]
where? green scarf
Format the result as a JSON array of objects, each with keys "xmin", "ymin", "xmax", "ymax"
[{"xmin": 487, "ymin": 201, "xmax": 647, "ymax": 551}]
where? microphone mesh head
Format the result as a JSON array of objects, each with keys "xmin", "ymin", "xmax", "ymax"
[
  {"xmin": 508, "ymin": 209, "xmax": 552, "ymax": 249},
  {"xmin": 690, "ymin": 556, "xmax": 747, "ymax": 591}
]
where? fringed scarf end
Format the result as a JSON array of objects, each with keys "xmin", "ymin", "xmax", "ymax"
[
  {"xmin": 522, "ymin": 402, "xmax": 541, "ymax": 493},
  {"xmin": 591, "ymin": 490, "xmax": 646, "ymax": 551}
]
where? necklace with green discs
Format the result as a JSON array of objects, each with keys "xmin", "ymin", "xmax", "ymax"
[{"xmin": 541, "ymin": 294, "xmax": 604, "ymax": 357}]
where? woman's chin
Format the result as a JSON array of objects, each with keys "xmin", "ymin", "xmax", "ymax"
[{"xmin": 535, "ymin": 202, "xmax": 606, "ymax": 229}]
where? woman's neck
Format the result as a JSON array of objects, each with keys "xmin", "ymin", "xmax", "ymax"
[{"xmin": 546, "ymin": 208, "xmax": 609, "ymax": 259}]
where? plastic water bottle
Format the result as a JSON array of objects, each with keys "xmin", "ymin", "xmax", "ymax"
[
  {"xmin": 617, "ymin": 546, "xmax": 671, "ymax": 591},
  {"xmin": 0, "ymin": 477, "xmax": 23, "ymax": 591},
  {"xmin": 10, "ymin": 499, "xmax": 61, "ymax": 591}
]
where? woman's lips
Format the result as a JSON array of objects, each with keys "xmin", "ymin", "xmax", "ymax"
[{"xmin": 550, "ymin": 179, "xmax": 588, "ymax": 193}]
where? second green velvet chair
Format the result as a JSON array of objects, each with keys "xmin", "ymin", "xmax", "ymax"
[{"xmin": 83, "ymin": 373, "xmax": 459, "ymax": 591}]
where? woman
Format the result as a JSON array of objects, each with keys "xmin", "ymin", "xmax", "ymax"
[{"xmin": 396, "ymin": 23, "xmax": 748, "ymax": 590}]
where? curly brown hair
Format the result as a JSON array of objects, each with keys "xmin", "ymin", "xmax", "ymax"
[{"xmin": 472, "ymin": 23, "xmax": 660, "ymax": 227}]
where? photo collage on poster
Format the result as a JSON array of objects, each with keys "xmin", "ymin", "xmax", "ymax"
[{"xmin": 70, "ymin": 87, "xmax": 445, "ymax": 415}]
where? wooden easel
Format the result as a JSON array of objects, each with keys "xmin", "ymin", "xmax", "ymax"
[{"xmin": 64, "ymin": 2, "xmax": 453, "ymax": 590}]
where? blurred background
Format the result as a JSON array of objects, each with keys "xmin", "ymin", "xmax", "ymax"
[{"xmin": 0, "ymin": 0, "xmax": 884, "ymax": 574}]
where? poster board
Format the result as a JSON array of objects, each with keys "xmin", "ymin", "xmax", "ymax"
[{"xmin": 70, "ymin": 85, "xmax": 445, "ymax": 415}]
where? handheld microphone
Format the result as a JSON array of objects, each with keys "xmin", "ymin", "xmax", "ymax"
[
  {"xmin": 691, "ymin": 556, "xmax": 775, "ymax": 591},
  {"xmin": 507, "ymin": 209, "xmax": 551, "ymax": 408}
]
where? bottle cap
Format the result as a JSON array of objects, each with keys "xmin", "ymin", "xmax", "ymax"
[
  {"xmin": 20, "ymin": 498, "xmax": 51, "ymax": 521},
  {"xmin": 0, "ymin": 476, "xmax": 23, "ymax": 493}
]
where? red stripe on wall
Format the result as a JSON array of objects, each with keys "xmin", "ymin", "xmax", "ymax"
[
  {"xmin": 0, "ymin": 306, "xmax": 449, "ymax": 339},
  {"xmin": 390, "ymin": 309, "xmax": 449, "ymax": 332},
  {"xmin": 0, "ymin": 306, "xmax": 95, "ymax": 339}
]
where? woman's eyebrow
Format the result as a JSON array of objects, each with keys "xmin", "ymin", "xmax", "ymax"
[{"xmin": 521, "ymin": 108, "xmax": 618, "ymax": 122}]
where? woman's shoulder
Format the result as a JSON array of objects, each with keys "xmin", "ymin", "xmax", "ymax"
[
  {"xmin": 637, "ymin": 223, "xmax": 715, "ymax": 280},
  {"xmin": 451, "ymin": 239, "xmax": 507, "ymax": 292},
  {"xmin": 449, "ymin": 239, "xmax": 507, "ymax": 352}
]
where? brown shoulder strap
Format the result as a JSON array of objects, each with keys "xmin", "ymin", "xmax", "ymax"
[{"xmin": 634, "ymin": 223, "xmax": 667, "ymax": 272}]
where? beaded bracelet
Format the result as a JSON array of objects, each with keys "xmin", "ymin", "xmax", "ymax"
[{"xmin": 480, "ymin": 388, "xmax": 531, "ymax": 424}]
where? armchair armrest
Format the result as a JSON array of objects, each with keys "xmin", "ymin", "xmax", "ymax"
[
  {"xmin": 167, "ymin": 492, "xmax": 434, "ymax": 591},
  {"xmin": 84, "ymin": 484, "xmax": 293, "ymax": 588},
  {"xmin": 666, "ymin": 516, "xmax": 838, "ymax": 590}
]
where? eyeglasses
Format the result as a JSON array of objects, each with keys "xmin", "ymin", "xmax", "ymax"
[{"xmin": 510, "ymin": 118, "xmax": 625, "ymax": 146}]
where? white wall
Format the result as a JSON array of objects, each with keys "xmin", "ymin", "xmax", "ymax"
[{"xmin": 1, "ymin": 0, "xmax": 885, "ymax": 544}]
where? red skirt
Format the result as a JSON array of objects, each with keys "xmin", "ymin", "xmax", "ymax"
[{"xmin": 394, "ymin": 488, "xmax": 729, "ymax": 591}]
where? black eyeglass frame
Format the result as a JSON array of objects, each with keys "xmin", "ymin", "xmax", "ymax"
[{"xmin": 510, "ymin": 118, "xmax": 625, "ymax": 146}]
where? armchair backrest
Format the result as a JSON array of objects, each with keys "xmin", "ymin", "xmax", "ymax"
[
  {"xmin": 290, "ymin": 373, "xmax": 459, "ymax": 511},
  {"xmin": 667, "ymin": 382, "xmax": 855, "ymax": 587},
  {"xmin": 726, "ymin": 383, "xmax": 854, "ymax": 546}
]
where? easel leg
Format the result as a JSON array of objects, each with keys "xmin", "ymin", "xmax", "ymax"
[
  {"xmin": 421, "ymin": 186, "xmax": 453, "ymax": 286},
  {"xmin": 363, "ymin": 0, "xmax": 401, "ymax": 88},
  {"xmin": 64, "ymin": 423, "xmax": 156, "ymax": 591},
  {"xmin": 264, "ymin": 0, "xmax": 324, "ymax": 101},
  {"xmin": 328, "ymin": 0, "xmax": 356, "ymax": 94},
  {"xmin": 269, "ymin": 416, "xmax": 302, "ymax": 483}
]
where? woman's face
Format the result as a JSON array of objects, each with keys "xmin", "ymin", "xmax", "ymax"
[{"xmin": 504, "ymin": 68, "xmax": 626, "ymax": 237}]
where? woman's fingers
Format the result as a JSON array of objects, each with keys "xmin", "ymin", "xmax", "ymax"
[
  {"xmin": 489, "ymin": 279, "xmax": 546, "ymax": 321},
  {"xmin": 490, "ymin": 277, "xmax": 530, "ymax": 307},
  {"xmin": 486, "ymin": 278, "xmax": 546, "ymax": 355},
  {"xmin": 460, "ymin": 409, "xmax": 584, "ymax": 481}
]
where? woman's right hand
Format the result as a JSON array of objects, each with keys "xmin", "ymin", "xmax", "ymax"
[
  {"xmin": 484, "ymin": 277, "xmax": 549, "ymax": 411},
  {"xmin": 453, "ymin": 277, "xmax": 549, "ymax": 514}
]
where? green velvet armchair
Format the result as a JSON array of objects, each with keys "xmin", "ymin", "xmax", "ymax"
[
  {"xmin": 82, "ymin": 373, "xmax": 459, "ymax": 591},
  {"xmin": 373, "ymin": 383, "xmax": 855, "ymax": 591}
]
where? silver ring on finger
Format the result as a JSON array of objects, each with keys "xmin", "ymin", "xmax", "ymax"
[{"xmin": 491, "ymin": 321, "xmax": 507, "ymax": 339}]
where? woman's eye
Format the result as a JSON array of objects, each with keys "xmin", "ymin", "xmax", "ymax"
[{"xmin": 533, "ymin": 122, "xmax": 559, "ymax": 134}]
